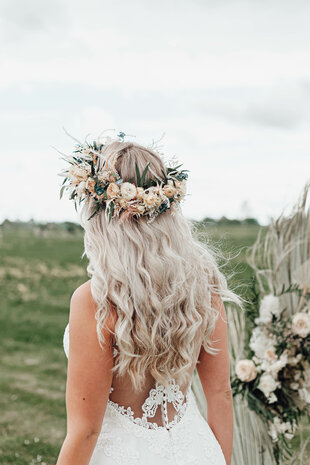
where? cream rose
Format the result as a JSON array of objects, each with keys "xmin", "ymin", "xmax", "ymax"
[
  {"xmin": 163, "ymin": 184, "xmax": 176, "ymax": 198},
  {"xmin": 235, "ymin": 359, "xmax": 257, "ymax": 382},
  {"xmin": 143, "ymin": 193, "xmax": 157, "ymax": 207},
  {"xmin": 120, "ymin": 182, "xmax": 137, "ymax": 200},
  {"xmin": 107, "ymin": 182, "xmax": 120, "ymax": 199},
  {"xmin": 69, "ymin": 165, "xmax": 90, "ymax": 183},
  {"xmin": 291, "ymin": 312, "xmax": 310, "ymax": 338}
]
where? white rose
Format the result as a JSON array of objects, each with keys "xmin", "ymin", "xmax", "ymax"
[
  {"xmin": 120, "ymin": 182, "xmax": 137, "ymax": 200},
  {"xmin": 249, "ymin": 327, "xmax": 275, "ymax": 359},
  {"xmin": 235, "ymin": 359, "xmax": 257, "ymax": 382},
  {"xmin": 255, "ymin": 294, "xmax": 282, "ymax": 324},
  {"xmin": 291, "ymin": 312, "xmax": 310, "ymax": 338},
  {"xmin": 257, "ymin": 373, "xmax": 279, "ymax": 401}
]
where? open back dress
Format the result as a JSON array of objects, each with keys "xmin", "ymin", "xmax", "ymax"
[{"xmin": 63, "ymin": 316, "xmax": 227, "ymax": 465}]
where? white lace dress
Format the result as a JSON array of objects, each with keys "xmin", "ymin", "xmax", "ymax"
[{"xmin": 63, "ymin": 324, "xmax": 227, "ymax": 465}]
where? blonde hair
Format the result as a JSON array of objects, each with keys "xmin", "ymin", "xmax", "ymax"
[{"xmin": 78, "ymin": 140, "xmax": 242, "ymax": 390}]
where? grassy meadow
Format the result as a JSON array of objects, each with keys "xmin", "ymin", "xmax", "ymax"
[{"xmin": 0, "ymin": 220, "xmax": 308, "ymax": 464}]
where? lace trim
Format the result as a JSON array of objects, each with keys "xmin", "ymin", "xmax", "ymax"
[{"xmin": 108, "ymin": 379, "xmax": 190, "ymax": 431}]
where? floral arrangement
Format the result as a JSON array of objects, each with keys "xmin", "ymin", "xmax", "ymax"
[
  {"xmin": 231, "ymin": 268, "xmax": 310, "ymax": 462},
  {"xmin": 57, "ymin": 131, "xmax": 189, "ymax": 223}
]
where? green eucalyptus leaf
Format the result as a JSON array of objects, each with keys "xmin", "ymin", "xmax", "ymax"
[
  {"xmin": 135, "ymin": 162, "xmax": 141, "ymax": 186},
  {"xmin": 140, "ymin": 162, "xmax": 150, "ymax": 186},
  {"xmin": 108, "ymin": 201, "xmax": 114, "ymax": 223},
  {"xmin": 59, "ymin": 185, "xmax": 66, "ymax": 200}
]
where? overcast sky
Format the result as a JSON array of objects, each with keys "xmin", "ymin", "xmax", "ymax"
[{"xmin": 1, "ymin": 0, "xmax": 310, "ymax": 225}]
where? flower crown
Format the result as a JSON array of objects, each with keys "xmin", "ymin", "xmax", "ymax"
[{"xmin": 57, "ymin": 131, "xmax": 189, "ymax": 223}]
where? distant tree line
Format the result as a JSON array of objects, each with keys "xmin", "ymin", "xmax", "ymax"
[
  {"xmin": 0, "ymin": 216, "xmax": 260, "ymax": 234},
  {"xmin": 198, "ymin": 216, "xmax": 260, "ymax": 226}
]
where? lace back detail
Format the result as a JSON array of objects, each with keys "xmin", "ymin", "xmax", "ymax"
[{"xmin": 108, "ymin": 379, "xmax": 190, "ymax": 431}]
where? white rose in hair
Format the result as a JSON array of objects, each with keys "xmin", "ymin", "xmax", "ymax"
[
  {"xmin": 120, "ymin": 182, "xmax": 137, "ymax": 200},
  {"xmin": 257, "ymin": 373, "xmax": 280, "ymax": 401},
  {"xmin": 255, "ymin": 294, "xmax": 282, "ymax": 324},
  {"xmin": 291, "ymin": 312, "xmax": 310, "ymax": 338},
  {"xmin": 235, "ymin": 359, "xmax": 257, "ymax": 382}
]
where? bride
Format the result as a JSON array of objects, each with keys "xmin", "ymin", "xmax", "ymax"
[{"xmin": 56, "ymin": 134, "xmax": 242, "ymax": 465}]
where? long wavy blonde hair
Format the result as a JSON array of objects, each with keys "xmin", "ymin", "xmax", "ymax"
[{"xmin": 78, "ymin": 140, "xmax": 242, "ymax": 390}]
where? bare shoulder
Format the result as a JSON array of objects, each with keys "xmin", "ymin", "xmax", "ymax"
[
  {"xmin": 69, "ymin": 280, "xmax": 116, "ymax": 332},
  {"xmin": 71, "ymin": 279, "xmax": 93, "ymax": 305}
]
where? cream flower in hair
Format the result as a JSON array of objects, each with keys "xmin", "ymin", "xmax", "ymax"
[
  {"xmin": 136, "ymin": 187, "xmax": 144, "ymax": 200},
  {"xmin": 143, "ymin": 192, "xmax": 157, "ymax": 207},
  {"xmin": 107, "ymin": 182, "xmax": 120, "ymax": 199},
  {"xmin": 163, "ymin": 184, "xmax": 177, "ymax": 198},
  {"xmin": 120, "ymin": 182, "xmax": 137, "ymax": 200},
  {"xmin": 68, "ymin": 165, "xmax": 90, "ymax": 184}
]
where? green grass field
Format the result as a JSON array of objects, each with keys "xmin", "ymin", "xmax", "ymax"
[{"xmin": 0, "ymin": 222, "xmax": 308, "ymax": 464}]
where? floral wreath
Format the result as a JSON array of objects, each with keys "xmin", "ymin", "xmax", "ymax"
[{"xmin": 57, "ymin": 130, "xmax": 189, "ymax": 223}]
